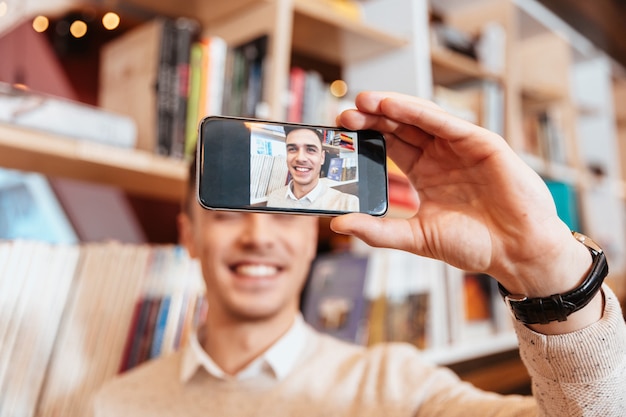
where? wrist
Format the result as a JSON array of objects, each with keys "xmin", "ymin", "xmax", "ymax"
[
  {"xmin": 526, "ymin": 289, "xmax": 604, "ymax": 334},
  {"xmin": 499, "ymin": 232, "xmax": 608, "ymax": 327},
  {"xmin": 499, "ymin": 227, "xmax": 592, "ymax": 297}
]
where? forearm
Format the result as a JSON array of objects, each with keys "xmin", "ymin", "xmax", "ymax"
[{"xmin": 514, "ymin": 285, "xmax": 626, "ymax": 416}]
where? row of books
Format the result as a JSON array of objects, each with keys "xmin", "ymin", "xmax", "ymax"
[
  {"xmin": 99, "ymin": 17, "xmax": 266, "ymax": 160},
  {"xmin": 522, "ymin": 106, "xmax": 568, "ymax": 164},
  {"xmin": 304, "ymin": 247, "xmax": 515, "ymax": 352},
  {"xmin": 250, "ymin": 154, "xmax": 289, "ymax": 202},
  {"xmin": 0, "ymin": 241, "xmax": 205, "ymax": 417},
  {"xmin": 1, "ymin": 239, "xmax": 515, "ymax": 417},
  {"xmin": 327, "ymin": 156, "xmax": 357, "ymax": 182},
  {"xmin": 286, "ymin": 66, "xmax": 350, "ymax": 125},
  {"xmin": 100, "ymin": 17, "xmax": 348, "ymax": 162}
]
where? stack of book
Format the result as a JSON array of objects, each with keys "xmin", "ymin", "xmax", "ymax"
[{"xmin": 0, "ymin": 241, "xmax": 205, "ymax": 417}]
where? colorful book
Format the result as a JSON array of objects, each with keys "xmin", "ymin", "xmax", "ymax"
[
  {"xmin": 326, "ymin": 157, "xmax": 344, "ymax": 182},
  {"xmin": 301, "ymin": 252, "xmax": 370, "ymax": 344}
]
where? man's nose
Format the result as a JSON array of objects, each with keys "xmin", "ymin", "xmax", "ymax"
[
  {"xmin": 296, "ymin": 148, "xmax": 308, "ymax": 160},
  {"xmin": 239, "ymin": 213, "xmax": 275, "ymax": 247}
]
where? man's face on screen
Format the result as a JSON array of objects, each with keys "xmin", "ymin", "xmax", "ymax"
[{"xmin": 285, "ymin": 129, "xmax": 325, "ymax": 196}]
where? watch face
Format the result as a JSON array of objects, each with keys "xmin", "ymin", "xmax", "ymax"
[
  {"xmin": 572, "ymin": 231, "xmax": 602, "ymax": 254},
  {"xmin": 504, "ymin": 293, "xmax": 528, "ymax": 303}
]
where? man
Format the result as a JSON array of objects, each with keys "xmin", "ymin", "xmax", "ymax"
[
  {"xmin": 94, "ymin": 91, "xmax": 626, "ymax": 416},
  {"xmin": 265, "ymin": 126, "xmax": 360, "ymax": 212}
]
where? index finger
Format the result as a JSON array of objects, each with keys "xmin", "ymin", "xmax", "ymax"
[{"xmin": 355, "ymin": 91, "xmax": 482, "ymax": 142}]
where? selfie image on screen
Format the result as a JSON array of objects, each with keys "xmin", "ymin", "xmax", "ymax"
[{"xmin": 248, "ymin": 122, "xmax": 360, "ymax": 212}]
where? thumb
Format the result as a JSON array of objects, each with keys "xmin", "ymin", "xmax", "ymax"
[{"xmin": 329, "ymin": 213, "xmax": 417, "ymax": 253}]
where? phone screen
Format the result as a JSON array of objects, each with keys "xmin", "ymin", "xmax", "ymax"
[{"xmin": 197, "ymin": 116, "xmax": 388, "ymax": 216}]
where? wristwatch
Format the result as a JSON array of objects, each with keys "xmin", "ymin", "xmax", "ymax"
[{"xmin": 498, "ymin": 231, "xmax": 608, "ymax": 325}]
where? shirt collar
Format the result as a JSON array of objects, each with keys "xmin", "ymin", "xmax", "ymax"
[
  {"xmin": 180, "ymin": 314, "xmax": 308, "ymax": 383},
  {"xmin": 286, "ymin": 180, "xmax": 326, "ymax": 203}
]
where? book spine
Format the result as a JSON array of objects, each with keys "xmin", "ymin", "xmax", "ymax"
[
  {"xmin": 287, "ymin": 66, "xmax": 306, "ymax": 122},
  {"xmin": 184, "ymin": 42, "xmax": 204, "ymax": 160},
  {"xmin": 169, "ymin": 18, "xmax": 200, "ymax": 159},
  {"xmin": 242, "ymin": 35, "xmax": 268, "ymax": 117},
  {"xmin": 156, "ymin": 18, "xmax": 177, "ymax": 156}
]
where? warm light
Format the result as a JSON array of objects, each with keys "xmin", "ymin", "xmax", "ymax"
[
  {"xmin": 32, "ymin": 15, "xmax": 49, "ymax": 32},
  {"xmin": 330, "ymin": 80, "xmax": 348, "ymax": 98},
  {"xmin": 0, "ymin": 2, "xmax": 7, "ymax": 17},
  {"xmin": 102, "ymin": 12, "xmax": 120, "ymax": 30},
  {"xmin": 69, "ymin": 20, "xmax": 88, "ymax": 38}
]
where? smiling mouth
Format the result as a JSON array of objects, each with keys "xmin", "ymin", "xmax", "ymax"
[
  {"xmin": 294, "ymin": 166, "xmax": 312, "ymax": 173},
  {"xmin": 233, "ymin": 264, "xmax": 280, "ymax": 277}
]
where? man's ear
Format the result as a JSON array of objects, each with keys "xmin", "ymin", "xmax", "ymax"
[{"xmin": 177, "ymin": 212, "xmax": 198, "ymax": 258}]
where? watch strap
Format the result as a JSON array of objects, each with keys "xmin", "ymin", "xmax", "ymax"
[{"xmin": 498, "ymin": 232, "xmax": 608, "ymax": 325}]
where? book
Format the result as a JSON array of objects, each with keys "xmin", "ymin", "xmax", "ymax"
[
  {"xmin": 388, "ymin": 175, "xmax": 419, "ymax": 212},
  {"xmin": 544, "ymin": 179, "xmax": 580, "ymax": 232},
  {"xmin": 302, "ymin": 252, "xmax": 370, "ymax": 344},
  {"xmin": 184, "ymin": 35, "xmax": 228, "ymax": 160},
  {"xmin": 155, "ymin": 18, "xmax": 180, "ymax": 157},
  {"xmin": 30, "ymin": 242, "xmax": 205, "ymax": 416},
  {"xmin": 48, "ymin": 176, "xmax": 147, "ymax": 244},
  {"xmin": 222, "ymin": 36, "xmax": 268, "ymax": 118},
  {"xmin": 184, "ymin": 42, "xmax": 204, "ymax": 161},
  {"xmin": 98, "ymin": 19, "xmax": 165, "ymax": 152},
  {"xmin": 0, "ymin": 82, "xmax": 136, "ymax": 148},
  {"xmin": 287, "ymin": 66, "xmax": 307, "ymax": 122},
  {"xmin": 0, "ymin": 168, "xmax": 78, "ymax": 244},
  {"xmin": 446, "ymin": 269, "xmax": 502, "ymax": 344},
  {"xmin": 198, "ymin": 36, "xmax": 228, "ymax": 119},
  {"xmin": 169, "ymin": 17, "xmax": 201, "ymax": 159},
  {"xmin": 0, "ymin": 242, "xmax": 80, "ymax": 417},
  {"xmin": 326, "ymin": 157, "xmax": 344, "ymax": 182}
]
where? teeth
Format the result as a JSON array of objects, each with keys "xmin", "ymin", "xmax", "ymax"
[
  {"xmin": 295, "ymin": 167, "xmax": 310, "ymax": 172},
  {"xmin": 235, "ymin": 264, "xmax": 278, "ymax": 277}
]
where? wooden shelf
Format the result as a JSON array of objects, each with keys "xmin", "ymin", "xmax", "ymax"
[
  {"xmin": 123, "ymin": 0, "xmax": 259, "ymax": 25},
  {"xmin": 291, "ymin": 0, "xmax": 408, "ymax": 64},
  {"xmin": 160, "ymin": 0, "xmax": 406, "ymax": 66},
  {"xmin": 431, "ymin": 46, "xmax": 503, "ymax": 86},
  {"xmin": 521, "ymin": 84, "xmax": 567, "ymax": 103},
  {"xmin": 422, "ymin": 331, "xmax": 519, "ymax": 365},
  {"xmin": 0, "ymin": 124, "xmax": 187, "ymax": 202}
]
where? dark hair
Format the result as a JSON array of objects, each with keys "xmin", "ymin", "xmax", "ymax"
[{"xmin": 284, "ymin": 126, "xmax": 324, "ymax": 144}]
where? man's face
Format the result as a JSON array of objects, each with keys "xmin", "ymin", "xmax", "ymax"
[
  {"xmin": 285, "ymin": 129, "xmax": 325, "ymax": 192},
  {"xmin": 181, "ymin": 206, "xmax": 319, "ymax": 322}
]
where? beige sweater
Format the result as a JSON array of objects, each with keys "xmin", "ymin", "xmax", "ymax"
[
  {"xmin": 94, "ymin": 286, "xmax": 626, "ymax": 417},
  {"xmin": 266, "ymin": 181, "xmax": 359, "ymax": 212}
]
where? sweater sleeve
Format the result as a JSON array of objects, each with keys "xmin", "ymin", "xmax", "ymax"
[{"xmin": 513, "ymin": 284, "xmax": 626, "ymax": 417}]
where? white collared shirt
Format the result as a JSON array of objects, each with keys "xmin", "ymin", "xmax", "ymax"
[
  {"xmin": 285, "ymin": 180, "xmax": 325, "ymax": 203},
  {"xmin": 180, "ymin": 314, "xmax": 308, "ymax": 382}
]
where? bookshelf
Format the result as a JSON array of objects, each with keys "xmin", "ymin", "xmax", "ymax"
[
  {"xmin": 427, "ymin": 0, "xmax": 625, "ymax": 247},
  {"xmin": 430, "ymin": 47, "xmax": 503, "ymax": 86},
  {"xmin": 1, "ymin": 0, "xmax": 625, "ymax": 408},
  {"xmin": 0, "ymin": 124, "xmax": 187, "ymax": 202}
]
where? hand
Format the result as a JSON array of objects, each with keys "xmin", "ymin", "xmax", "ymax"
[{"xmin": 331, "ymin": 91, "xmax": 593, "ymax": 304}]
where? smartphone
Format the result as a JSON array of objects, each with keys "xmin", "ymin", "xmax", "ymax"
[{"xmin": 197, "ymin": 116, "xmax": 388, "ymax": 216}]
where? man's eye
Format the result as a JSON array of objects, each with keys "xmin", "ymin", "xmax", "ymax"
[{"xmin": 213, "ymin": 211, "xmax": 243, "ymax": 221}]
